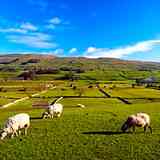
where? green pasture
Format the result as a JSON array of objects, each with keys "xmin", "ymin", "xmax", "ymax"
[
  {"xmin": 0, "ymin": 80, "xmax": 160, "ymax": 159},
  {"xmin": 0, "ymin": 98, "xmax": 160, "ymax": 159},
  {"xmin": 0, "ymin": 98, "xmax": 15, "ymax": 106},
  {"xmin": 39, "ymin": 85, "xmax": 103, "ymax": 98},
  {"xmin": 104, "ymin": 87, "xmax": 160, "ymax": 98}
]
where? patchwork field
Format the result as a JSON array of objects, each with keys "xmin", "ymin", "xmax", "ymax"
[{"xmin": 0, "ymin": 80, "xmax": 160, "ymax": 159}]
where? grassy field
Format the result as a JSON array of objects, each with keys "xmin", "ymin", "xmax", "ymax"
[
  {"xmin": 39, "ymin": 86, "xmax": 103, "ymax": 98},
  {"xmin": 0, "ymin": 80, "xmax": 160, "ymax": 159},
  {"xmin": 104, "ymin": 86, "xmax": 160, "ymax": 98}
]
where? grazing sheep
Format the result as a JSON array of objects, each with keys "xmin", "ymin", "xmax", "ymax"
[
  {"xmin": 1, "ymin": 113, "xmax": 30, "ymax": 140},
  {"xmin": 46, "ymin": 97, "xmax": 63, "ymax": 118},
  {"xmin": 77, "ymin": 104, "xmax": 85, "ymax": 108},
  {"xmin": 121, "ymin": 113, "xmax": 152, "ymax": 133},
  {"xmin": 50, "ymin": 103, "xmax": 63, "ymax": 118}
]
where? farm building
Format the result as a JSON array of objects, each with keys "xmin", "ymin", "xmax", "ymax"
[{"xmin": 136, "ymin": 77, "xmax": 158, "ymax": 87}]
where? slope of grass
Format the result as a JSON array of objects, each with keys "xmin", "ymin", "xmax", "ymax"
[
  {"xmin": 1, "ymin": 54, "xmax": 160, "ymax": 81},
  {"xmin": 0, "ymin": 80, "xmax": 160, "ymax": 159},
  {"xmin": 104, "ymin": 87, "xmax": 160, "ymax": 98},
  {"xmin": 0, "ymin": 101, "xmax": 160, "ymax": 159}
]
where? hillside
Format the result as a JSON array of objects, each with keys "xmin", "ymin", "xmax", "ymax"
[{"xmin": 0, "ymin": 54, "xmax": 160, "ymax": 81}]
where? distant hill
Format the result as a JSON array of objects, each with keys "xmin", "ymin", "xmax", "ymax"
[
  {"xmin": 0, "ymin": 54, "xmax": 160, "ymax": 70},
  {"xmin": 0, "ymin": 54, "xmax": 160, "ymax": 81},
  {"xmin": 0, "ymin": 54, "xmax": 55, "ymax": 65}
]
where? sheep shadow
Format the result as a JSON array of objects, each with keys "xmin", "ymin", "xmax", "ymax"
[
  {"xmin": 82, "ymin": 131, "xmax": 132, "ymax": 135},
  {"xmin": 30, "ymin": 117, "xmax": 43, "ymax": 120}
]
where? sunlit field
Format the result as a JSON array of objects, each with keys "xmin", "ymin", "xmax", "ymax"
[{"xmin": 0, "ymin": 80, "xmax": 160, "ymax": 159}]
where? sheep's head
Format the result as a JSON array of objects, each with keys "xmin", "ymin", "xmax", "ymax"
[
  {"xmin": 121, "ymin": 122, "xmax": 129, "ymax": 132},
  {"xmin": 121, "ymin": 116, "xmax": 136, "ymax": 132}
]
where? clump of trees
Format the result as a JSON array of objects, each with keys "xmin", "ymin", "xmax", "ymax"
[
  {"xmin": 59, "ymin": 71, "xmax": 80, "ymax": 81},
  {"xmin": 35, "ymin": 68, "xmax": 59, "ymax": 74},
  {"xmin": 21, "ymin": 59, "xmax": 40, "ymax": 65},
  {"xmin": 0, "ymin": 67, "xmax": 16, "ymax": 72},
  {"xmin": 60, "ymin": 67, "xmax": 85, "ymax": 73},
  {"xmin": 18, "ymin": 70, "xmax": 35, "ymax": 80}
]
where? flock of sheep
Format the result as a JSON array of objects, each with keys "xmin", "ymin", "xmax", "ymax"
[
  {"xmin": 0, "ymin": 97, "xmax": 64, "ymax": 140},
  {"xmin": 0, "ymin": 97, "xmax": 152, "ymax": 140}
]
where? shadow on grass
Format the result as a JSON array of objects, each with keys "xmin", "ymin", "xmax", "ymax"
[
  {"xmin": 82, "ymin": 131, "xmax": 132, "ymax": 135},
  {"xmin": 30, "ymin": 117, "xmax": 43, "ymax": 120}
]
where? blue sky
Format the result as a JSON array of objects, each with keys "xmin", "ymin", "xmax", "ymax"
[{"xmin": 0, "ymin": 0, "xmax": 160, "ymax": 61}]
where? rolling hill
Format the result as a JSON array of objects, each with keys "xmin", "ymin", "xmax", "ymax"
[{"xmin": 0, "ymin": 54, "xmax": 160, "ymax": 81}]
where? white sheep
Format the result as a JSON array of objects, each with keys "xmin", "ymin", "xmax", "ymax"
[
  {"xmin": 0, "ymin": 113, "xmax": 30, "ymax": 139},
  {"xmin": 121, "ymin": 112, "xmax": 152, "ymax": 133},
  {"xmin": 46, "ymin": 97, "xmax": 63, "ymax": 118}
]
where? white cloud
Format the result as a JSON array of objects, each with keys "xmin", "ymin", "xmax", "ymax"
[
  {"xmin": 45, "ymin": 24, "xmax": 56, "ymax": 30},
  {"xmin": 0, "ymin": 22, "xmax": 37, "ymax": 34},
  {"xmin": 0, "ymin": 20, "xmax": 58, "ymax": 49},
  {"xmin": 49, "ymin": 17, "xmax": 61, "ymax": 25},
  {"xmin": 0, "ymin": 28, "xmax": 27, "ymax": 34},
  {"xmin": 20, "ymin": 22, "xmax": 37, "ymax": 31},
  {"xmin": 47, "ymin": 17, "xmax": 71, "ymax": 31},
  {"xmin": 85, "ymin": 40, "xmax": 160, "ymax": 58},
  {"xmin": 87, "ymin": 47, "xmax": 97, "ymax": 53},
  {"xmin": 69, "ymin": 48, "xmax": 78, "ymax": 54},
  {"xmin": 31, "ymin": 32, "xmax": 51, "ymax": 40},
  {"xmin": 7, "ymin": 32, "xmax": 57, "ymax": 49},
  {"xmin": 54, "ymin": 48, "xmax": 64, "ymax": 55}
]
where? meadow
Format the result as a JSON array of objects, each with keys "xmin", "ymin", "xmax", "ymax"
[{"xmin": 0, "ymin": 80, "xmax": 160, "ymax": 159}]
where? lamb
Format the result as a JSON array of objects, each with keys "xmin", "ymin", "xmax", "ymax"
[
  {"xmin": 45, "ymin": 97, "xmax": 63, "ymax": 118},
  {"xmin": 121, "ymin": 112, "xmax": 152, "ymax": 133},
  {"xmin": 50, "ymin": 103, "xmax": 63, "ymax": 118},
  {"xmin": 0, "ymin": 113, "xmax": 30, "ymax": 140}
]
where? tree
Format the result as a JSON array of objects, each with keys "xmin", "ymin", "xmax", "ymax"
[{"xmin": 18, "ymin": 70, "xmax": 36, "ymax": 80}]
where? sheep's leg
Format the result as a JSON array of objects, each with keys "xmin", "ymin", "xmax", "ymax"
[
  {"xmin": 11, "ymin": 131, "xmax": 17, "ymax": 138},
  {"xmin": 24, "ymin": 123, "xmax": 29, "ymax": 135},
  {"xmin": 14, "ymin": 131, "xmax": 18, "ymax": 137},
  {"xmin": 144, "ymin": 126, "xmax": 147, "ymax": 133},
  {"xmin": 11, "ymin": 133, "xmax": 14, "ymax": 138},
  {"xmin": 24, "ymin": 128, "xmax": 28, "ymax": 135},
  {"xmin": 18, "ymin": 130, "xmax": 21, "ymax": 135},
  {"xmin": 43, "ymin": 114, "xmax": 46, "ymax": 119},
  {"xmin": 132, "ymin": 126, "xmax": 136, "ymax": 133},
  {"xmin": 148, "ymin": 126, "xmax": 152, "ymax": 134},
  {"xmin": 57, "ymin": 113, "xmax": 61, "ymax": 117},
  {"xmin": 10, "ymin": 132, "xmax": 14, "ymax": 138}
]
